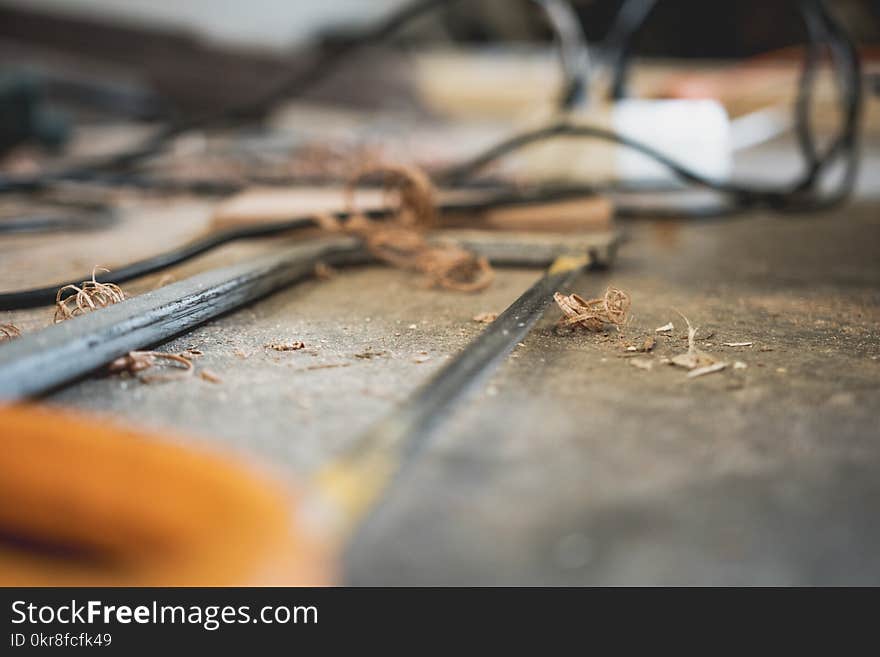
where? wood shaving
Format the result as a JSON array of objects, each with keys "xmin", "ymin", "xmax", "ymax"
[
  {"xmin": 55, "ymin": 266, "xmax": 125, "ymax": 323},
  {"xmin": 687, "ymin": 362, "xmax": 728, "ymax": 379},
  {"xmin": 320, "ymin": 163, "xmax": 494, "ymax": 293},
  {"xmin": 473, "ymin": 312, "xmax": 498, "ymax": 324},
  {"xmin": 669, "ymin": 313, "xmax": 717, "ymax": 370},
  {"xmin": 0, "ymin": 323, "xmax": 21, "ymax": 342},
  {"xmin": 723, "ymin": 342, "xmax": 753, "ymax": 347},
  {"xmin": 267, "ymin": 341, "xmax": 306, "ymax": 351},
  {"xmin": 554, "ymin": 287, "xmax": 631, "ymax": 331},
  {"xmin": 655, "ymin": 322, "xmax": 674, "ymax": 333},
  {"xmin": 199, "ymin": 369, "xmax": 223, "ymax": 384},
  {"xmin": 108, "ymin": 350, "xmax": 194, "ymax": 383}
]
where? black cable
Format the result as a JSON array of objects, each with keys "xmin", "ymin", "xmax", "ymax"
[
  {"xmin": 0, "ymin": 200, "xmax": 116, "ymax": 234},
  {"xmin": 0, "ymin": 0, "xmax": 863, "ymax": 309},
  {"xmin": 0, "ymin": 0, "xmax": 460, "ymax": 195},
  {"xmin": 0, "ymin": 0, "xmax": 589, "ymax": 194},
  {"xmin": 0, "ymin": 185, "xmax": 608, "ymax": 310},
  {"xmin": 443, "ymin": 0, "xmax": 861, "ymax": 214},
  {"xmin": 603, "ymin": 0, "xmax": 657, "ymax": 101}
]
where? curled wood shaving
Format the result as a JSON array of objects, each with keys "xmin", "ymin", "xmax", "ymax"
[
  {"xmin": 0, "ymin": 323, "xmax": 21, "ymax": 342},
  {"xmin": 554, "ymin": 287, "xmax": 631, "ymax": 331},
  {"xmin": 108, "ymin": 350, "xmax": 194, "ymax": 383},
  {"xmin": 54, "ymin": 266, "xmax": 125, "ymax": 323},
  {"xmin": 321, "ymin": 163, "xmax": 494, "ymax": 293}
]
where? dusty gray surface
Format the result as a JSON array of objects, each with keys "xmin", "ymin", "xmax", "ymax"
[{"xmin": 2, "ymin": 149, "xmax": 879, "ymax": 585}]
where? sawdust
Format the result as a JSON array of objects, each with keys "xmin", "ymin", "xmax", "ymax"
[
  {"xmin": 322, "ymin": 163, "xmax": 494, "ymax": 292},
  {"xmin": 554, "ymin": 287, "xmax": 631, "ymax": 331},
  {"xmin": 108, "ymin": 350, "xmax": 194, "ymax": 383},
  {"xmin": 473, "ymin": 312, "xmax": 498, "ymax": 324},
  {"xmin": 0, "ymin": 324, "xmax": 21, "ymax": 342},
  {"xmin": 54, "ymin": 267, "xmax": 125, "ymax": 323},
  {"xmin": 266, "ymin": 341, "xmax": 306, "ymax": 352}
]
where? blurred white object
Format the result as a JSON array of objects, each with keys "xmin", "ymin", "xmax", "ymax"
[
  {"xmin": 612, "ymin": 99, "xmax": 731, "ymax": 182},
  {"xmin": 520, "ymin": 98, "xmax": 732, "ymax": 184}
]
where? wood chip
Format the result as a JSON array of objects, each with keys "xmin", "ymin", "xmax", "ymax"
[
  {"xmin": 353, "ymin": 347, "xmax": 388, "ymax": 359},
  {"xmin": 723, "ymin": 342, "xmax": 753, "ymax": 347},
  {"xmin": 734, "ymin": 361, "xmax": 748, "ymax": 370},
  {"xmin": 267, "ymin": 341, "xmax": 306, "ymax": 351},
  {"xmin": 655, "ymin": 322, "xmax": 674, "ymax": 333},
  {"xmin": 472, "ymin": 312, "xmax": 498, "ymax": 324},
  {"xmin": 670, "ymin": 314, "xmax": 716, "ymax": 370},
  {"xmin": 687, "ymin": 362, "xmax": 728, "ymax": 379},
  {"xmin": 199, "ymin": 369, "xmax": 223, "ymax": 384}
]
